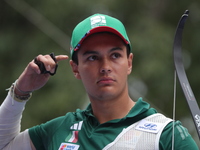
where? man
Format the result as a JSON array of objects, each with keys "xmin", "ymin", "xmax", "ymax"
[{"xmin": 0, "ymin": 14, "xmax": 198, "ymax": 150}]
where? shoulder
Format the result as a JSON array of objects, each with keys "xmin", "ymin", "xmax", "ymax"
[
  {"xmin": 29, "ymin": 108, "xmax": 86, "ymax": 132},
  {"xmin": 28, "ymin": 110, "xmax": 86, "ymax": 149},
  {"xmin": 159, "ymin": 121, "xmax": 199, "ymax": 149},
  {"xmin": 30, "ymin": 109, "xmax": 85, "ymax": 130}
]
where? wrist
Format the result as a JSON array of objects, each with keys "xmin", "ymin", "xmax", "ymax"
[
  {"xmin": 14, "ymin": 80, "xmax": 32, "ymax": 96},
  {"xmin": 8, "ymin": 80, "xmax": 32, "ymax": 102}
]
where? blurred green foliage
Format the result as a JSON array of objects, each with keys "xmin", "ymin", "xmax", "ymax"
[{"xmin": 0, "ymin": 0, "xmax": 200, "ymax": 145}]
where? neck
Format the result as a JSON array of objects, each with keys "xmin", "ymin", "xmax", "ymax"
[{"xmin": 90, "ymin": 94, "xmax": 135, "ymax": 124}]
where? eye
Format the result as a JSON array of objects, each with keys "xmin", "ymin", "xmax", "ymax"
[
  {"xmin": 87, "ymin": 55, "xmax": 98, "ymax": 61},
  {"xmin": 111, "ymin": 53, "xmax": 121, "ymax": 59}
]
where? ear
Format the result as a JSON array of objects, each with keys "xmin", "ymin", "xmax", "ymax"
[
  {"xmin": 70, "ymin": 60, "xmax": 81, "ymax": 79},
  {"xmin": 127, "ymin": 53, "xmax": 133, "ymax": 75}
]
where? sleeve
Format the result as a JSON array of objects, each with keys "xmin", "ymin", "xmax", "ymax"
[
  {"xmin": 0, "ymin": 83, "xmax": 35, "ymax": 150},
  {"xmin": 159, "ymin": 121, "xmax": 199, "ymax": 150},
  {"xmin": 2, "ymin": 129, "xmax": 33, "ymax": 150},
  {"xmin": 0, "ymin": 92, "xmax": 25, "ymax": 149},
  {"xmin": 28, "ymin": 115, "xmax": 67, "ymax": 150},
  {"xmin": 28, "ymin": 125, "xmax": 48, "ymax": 150}
]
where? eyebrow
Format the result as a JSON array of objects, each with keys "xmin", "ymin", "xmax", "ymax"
[
  {"xmin": 82, "ymin": 47, "xmax": 123, "ymax": 56},
  {"xmin": 110, "ymin": 47, "xmax": 123, "ymax": 52},
  {"xmin": 82, "ymin": 51, "xmax": 99, "ymax": 56}
]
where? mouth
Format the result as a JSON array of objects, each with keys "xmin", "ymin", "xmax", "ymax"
[{"xmin": 97, "ymin": 77, "xmax": 116, "ymax": 84}]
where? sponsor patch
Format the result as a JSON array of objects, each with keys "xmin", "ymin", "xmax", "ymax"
[
  {"xmin": 135, "ymin": 120, "xmax": 163, "ymax": 133},
  {"xmin": 58, "ymin": 143, "xmax": 79, "ymax": 150}
]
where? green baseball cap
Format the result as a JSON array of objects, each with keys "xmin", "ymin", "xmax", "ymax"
[{"xmin": 70, "ymin": 13, "xmax": 131, "ymax": 59}]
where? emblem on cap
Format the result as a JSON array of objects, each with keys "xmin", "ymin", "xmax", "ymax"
[{"xmin": 90, "ymin": 15, "xmax": 106, "ymax": 28}]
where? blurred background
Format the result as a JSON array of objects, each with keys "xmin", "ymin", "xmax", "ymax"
[{"xmin": 0, "ymin": 0, "xmax": 200, "ymax": 146}]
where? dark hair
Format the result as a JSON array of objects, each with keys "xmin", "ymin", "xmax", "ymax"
[{"xmin": 72, "ymin": 50, "xmax": 79, "ymax": 64}]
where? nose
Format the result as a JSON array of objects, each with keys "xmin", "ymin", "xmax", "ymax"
[
  {"xmin": 100, "ymin": 59, "xmax": 112, "ymax": 74},
  {"xmin": 100, "ymin": 68, "xmax": 111, "ymax": 74}
]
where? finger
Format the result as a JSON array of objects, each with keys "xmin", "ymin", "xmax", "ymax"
[
  {"xmin": 34, "ymin": 54, "xmax": 68, "ymax": 75},
  {"xmin": 38, "ymin": 54, "xmax": 56, "ymax": 67},
  {"xmin": 35, "ymin": 55, "xmax": 56, "ymax": 74},
  {"xmin": 30, "ymin": 60, "xmax": 43, "ymax": 74},
  {"xmin": 49, "ymin": 55, "xmax": 68, "ymax": 75},
  {"xmin": 55, "ymin": 55, "xmax": 69, "ymax": 62}
]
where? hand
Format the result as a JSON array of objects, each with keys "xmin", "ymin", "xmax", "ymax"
[{"xmin": 14, "ymin": 54, "xmax": 68, "ymax": 95}]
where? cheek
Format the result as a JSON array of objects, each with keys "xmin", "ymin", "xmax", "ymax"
[
  {"xmin": 116, "ymin": 61, "xmax": 130, "ymax": 74},
  {"xmin": 78, "ymin": 66, "xmax": 97, "ymax": 82},
  {"xmin": 79, "ymin": 70, "xmax": 98, "ymax": 94}
]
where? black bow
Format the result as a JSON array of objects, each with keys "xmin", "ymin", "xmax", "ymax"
[{"xmin": 173, "ymin": 10, "xmax": 200, "ymax": 139}]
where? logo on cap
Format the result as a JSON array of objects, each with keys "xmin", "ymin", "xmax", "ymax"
[{"xmin": 90, "ymin": 15, "xmax": 106, "ymax": 28}]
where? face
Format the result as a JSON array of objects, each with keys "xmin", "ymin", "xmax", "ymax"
[{"xmin": 70, "ymin": 33, "xmax": 133, "ymax": 101}]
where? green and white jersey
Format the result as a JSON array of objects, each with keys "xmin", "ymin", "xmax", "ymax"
[{"xmin": 28, "ymin": 98, "xmax": 198, "ymax": 150}]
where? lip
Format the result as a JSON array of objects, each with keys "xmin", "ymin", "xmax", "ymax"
[{"xmin": 97, "ymin": 77, "xmax": 116, "ymax": 84}]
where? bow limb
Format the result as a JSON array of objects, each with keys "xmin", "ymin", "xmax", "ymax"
[{"xmin": 173, "ymin": 10, "xmax": 200, "ymax": 139}]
